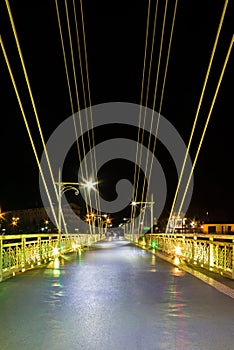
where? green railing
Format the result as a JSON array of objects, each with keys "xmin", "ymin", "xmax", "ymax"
[
  {"xmin": 125, "ymin": 232, "xmax": 234, "ymax": 279},
  {"xmin": 0, "ymin": 233, "xmax": 104, "ymax": 282}
]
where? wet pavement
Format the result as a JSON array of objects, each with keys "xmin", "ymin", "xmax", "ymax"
[{"xmin": 0, "ymin": 239, "xmax": 233, "ymax": 350}]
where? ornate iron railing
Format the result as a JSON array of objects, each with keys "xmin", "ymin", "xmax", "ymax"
[
  {"xmin": 125, "ymin": 233, "xmax": 234, "ymax": 279},
  {"xmin": 0, "ymin": 233, "xmax": 104, "ymax": 282}
]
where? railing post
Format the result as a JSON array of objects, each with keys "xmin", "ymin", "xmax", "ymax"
[
  {"xmin": 0, "ymin": 236, "xmax": 2, "ymax": 282},
  {"xmin": 48, "ymin": 235, "xmax": 52, "ymax": 259},
  {"xmin": 38, "ymin": 235, "xmax": 41, "ymax": 264},
  {"xmin": 232, "ymin": 239, "xmax": 234, "ymax": 279},
  {"xmin": 21, "ymin": 235, "xmax": 26, "ymax": 271},
  {"xmin": 209, "ymin": 236, "xmax": 214, "ymax": 268},
  {"xmin": 192, "ymin": 235, "xmax": 197, "ymax": 263}
]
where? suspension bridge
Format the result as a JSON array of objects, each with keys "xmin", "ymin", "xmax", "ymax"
[{"xmin": 0, "ymin": 0, "xmax": 234, "ymax": 349}]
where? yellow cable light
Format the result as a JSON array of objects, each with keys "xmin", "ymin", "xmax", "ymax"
[
  {"xmin": 5, "ymin": 0, "xmax": 68, "ymax": 234},
  {"xmin": 0, "ymin": 37, "xmax": 59, "ymax": 228},
  {"xmin": 177, "ymin": 36, "xmax": 234, "ymax": 220},
  {"xmin": 73, "ymin": 0, "xmax": 101, "ymax": 218},
  {"xmin": 134, "ymin": 0, "xmax": 159, "ymax": 203},
  {"xmin": 55, "ymin": 0, "xmax": 92, "ymax": 234},
  {"xmin": 166, "ymin": 0, "xmax": 229, "ymax": 233},
  {"xmin": 131, "ymin": 0, "xmax": 152, "ymax": 233},
  {"xmin": 140, "ymin": 0, "xmax": 178, "ymax": 233}
]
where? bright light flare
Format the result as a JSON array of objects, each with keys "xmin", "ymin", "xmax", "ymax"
[
  {"xmin": 0, "ymin": 211, "xmax": 6, "ymax": 221},
  {"xmin": 83, "ymin": 180, "xmax": 98, "ymax": 190},
  {"xmin": 72, "ymin": 243, "xmax": 81, "ymax": 251},
  {"xmin": 174, "ymin": 256, "xmax": 180, "ymax": 266},
  {"xmin": 53, "ymin": 247, "xmax": 59, "ymax": 257},
  {"xmin": 86, "ymin": 181, "xmax": 95, "ymax": 189}
]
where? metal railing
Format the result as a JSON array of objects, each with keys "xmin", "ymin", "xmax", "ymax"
[
  {"xmin": 125, "ymin": 232, "xmax": 234, "ymax": 279},
  {"xmin": 0, "ymin": 233, "xmax": 104, "ymax": 282}
]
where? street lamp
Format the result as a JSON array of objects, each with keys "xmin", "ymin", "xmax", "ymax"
[
  {"xmin": 85, "ymin": 181, "xmax": 95, "ymax": 190},
  {"xmin": 55, "ymin": 169, "xmax": 80, "ymax": 245},
  {"xmin": 122, "ymin": 217, "xmax": 131, "ymax": 235},
  {"xmin": 55, "ymin": 168, "xmax": 97, "ymax": 244},
  {"xmin": 130, "ymin": 194, "xmax": 155, "ymax": 234},
  {"xmin": 85, "ymin": 212, "xmax": 109, "ymax": 235},
  {"xmin": 12, "ymin": 217, "xmax": 20, "ymax": 232}
]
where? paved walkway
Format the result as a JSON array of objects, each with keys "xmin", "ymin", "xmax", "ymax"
[
  {"xmin": 149, "ymin": 248, "xmax": 234, "ymax": 299},
  {"xmin": 0, "ymin": 239, "xmax": 233, "ymax": 350}
]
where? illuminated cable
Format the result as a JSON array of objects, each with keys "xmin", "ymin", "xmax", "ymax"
[
  {"xmin": 141, "ymin": 0, "xmax": 178, "ymax": 233},
  {"xmin": 0, "ymin": 37, "xmax": 58, "ymax": 229},
  {"xmin": 56, "ymin": 0, "xmax": 95, "ymax": 234},
  {"xmin": 55, "ymin": 0, "xmax": 92, "ymax": 234},
  {"xmin": 64, "ymin": 0, "xmax": 93, "ymax": 206},
  {"xmin": 177, "ymin": 36, "xmax": 234, "ymax": 221},
  {"xmin": 136, "ymin": 0, "xmax": 169, "ymax": 233},
  {"xmin": 80, "ymin": 0, "xmax": 102, "ymax": 222},
  {"xmin": 74, "ymin": 0, "xmax": 101, "ymax": 220},
  {"xmin": 130, "ymin": 0, "xmax": 152, "ymax": 234},
  {"xmin": 134, "ymin": 0, "xmax": 159, "ymax": 228},
  {"xmin": 5, "ymin": 0, "xmax": 68, "ymax": 234},
  {"xmin": 65, "ymin": 0, "xmax": 100, "ymax": 231},
  {"xmin": 166, "ymin": 0, "xmax": 229, "ymax": 233}
]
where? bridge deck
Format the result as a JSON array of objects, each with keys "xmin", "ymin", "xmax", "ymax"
[{"xmin": 0, "ymin": 239, "xmax": 233, "ymax": 350}]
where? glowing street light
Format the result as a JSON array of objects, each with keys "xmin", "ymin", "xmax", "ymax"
[
  {"xmin": 12, "ymin": 217, "xmax": 20, "ymax": 232},
  {"xmin": 55, "ymin": 168, "xmax": 98, "ymax": 245},
  {"xmin": 130, "ymin": 194, "xmax": 155, "ymax": 234},
  {"xmin": 85, "ymin": 181, "xmax": 95, "ymax": 190},
  {"xmin": 55, "ymin": 168, "xmax": 80, "ymax": 244}
]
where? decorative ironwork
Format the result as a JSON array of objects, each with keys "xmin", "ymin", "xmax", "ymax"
[
  {"xmin": 0, "ymin": 233, "xmax": 104, "ymax": 282},
  {"xmin": 126, "ymin": 232, "xmax": 234, "ymax": 279}
]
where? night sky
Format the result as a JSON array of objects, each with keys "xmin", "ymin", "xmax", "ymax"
[{"xmin": 0, "ymin": 0, "xmax": 234, "ymax": 223}]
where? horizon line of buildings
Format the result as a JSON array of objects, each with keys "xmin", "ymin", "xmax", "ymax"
[
  {"xmin": 0, "ymin": 203, "xmax": 81, "ymax": 234},
  {"xmin": 1, "ymin": 205, "xmax": 234, "ymax": 235}
]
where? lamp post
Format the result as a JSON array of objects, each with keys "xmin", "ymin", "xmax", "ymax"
[
  {"xmin": 55, "ymin": 169, "xmax": 80, "ymax": 246},
  {"xmin": 131, "ymin": 193, "xmax": 155, "ymax": 234},
  {"xmin": 122, "ymin": 218, "xmax": 131, "ymax": 236},
  {"xmin": 12, "ymin": 217, "xmax": 20, "ymax": 233},
  {"xmin": 86, "ymin": 213, "xmax": 108, "ymax": 235},
  {"xmin": 55, "ymin": 168, "xmax": 97, "ymax": 245}
]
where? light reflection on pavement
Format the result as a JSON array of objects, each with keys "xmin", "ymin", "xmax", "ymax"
[{"xmin": 0, "ymin": 239, "xmax": 233, "ymax": 350}]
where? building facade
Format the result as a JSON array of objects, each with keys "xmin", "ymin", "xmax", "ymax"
[{"xmin": 201, "ymin": 223, "xmax": 234, "ymax": 234}]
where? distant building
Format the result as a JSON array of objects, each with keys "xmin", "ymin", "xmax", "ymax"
[
  {"xmin": 168, "ymin": 214, "xmax": 184, "ymax": 232},
  {"xmin": 201, "ymin": 223, "xmax": 234, "ymax": 234},
  {"xmin": 168, "ymin": 214, "xmax": 198, "ymax": 233},
  {"xmin": 3, "ymin": 203, "xmax": 81, "ymax": 234}
]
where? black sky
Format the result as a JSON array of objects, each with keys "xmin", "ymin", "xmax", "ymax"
[{"xmin": 0, "ymin": 0, "xmax": 234, "ymax": 222}]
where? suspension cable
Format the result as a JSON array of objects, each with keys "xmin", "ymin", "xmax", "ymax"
[
  {"xmin": 140, "ymin": 0, "xmax": 178, "ymax": 234},
  {"xmin": 0, "ymin": 37, "xmax": 58, "ymax": 229},
  {"xmin": 5, "ymin": 0, "xmax": 68, "ymax": 234},
  {"xmin": 130, "ymin": 0, "xmax": 152, "ymax": 234},
  {"xmin": 55, "ymin": 0, "xmax": 92, "ymax": 234},
  {"xmin": 176, "ymin": 36, "xmax": 234, "ymax": 223},
  {"xmin": 74, "ymin": 0, "xmax": 101, "ymax": 221},
  {"xmin": 64, "ymin": 0, "xmax": 94, "ymax": 217},
  {"xmin": 134, "ymin": 0, "xmax": 169, "ymax": 234},
  {"xmin": 134, "ymin": 0, "xmax": 159, "ymax": 233},
  {"xmin": 166, "ymin": 0, "xmax": 229, "ymax": 233}
]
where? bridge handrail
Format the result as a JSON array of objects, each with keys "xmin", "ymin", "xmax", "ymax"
[
  {"xmin": 0, "ymin": 233, "xmax": 105, "ymax": 282},
  {"xmin": 125, "ymin": 232, "xmax": 234, "ymax": 279}
]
